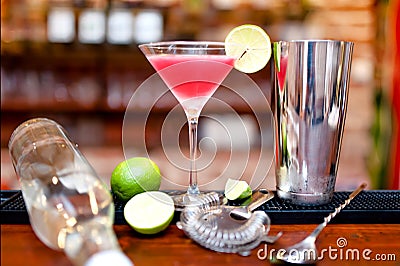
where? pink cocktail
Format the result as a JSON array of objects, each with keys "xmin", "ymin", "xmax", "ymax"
[
  {"xmin": 139, "ymin": 42, "xmax": 235, "ymax": 209},
  {"xmin": 148, "ymin": 54, "xmax": 234, "ymax": 112}
]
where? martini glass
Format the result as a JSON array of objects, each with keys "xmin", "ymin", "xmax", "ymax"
[{"xmin": 139, "ymin": 41, "xmax": 235, "ymax": 210}]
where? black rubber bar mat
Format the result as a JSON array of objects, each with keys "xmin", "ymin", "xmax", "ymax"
[{"xmin": 1, "ymin": 190, "xmax": 399, "ymax": 225}]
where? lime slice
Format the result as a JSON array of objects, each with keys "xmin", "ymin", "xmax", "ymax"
[
  {"xmin": 225, "ymin": 24, "xmax": 272, "ymax": 74},
  {"xmin": 273, "ymin": 42, "xmax": 281, "ymax": 72},
  {"xmin": 124, "ymin": 191, "xmax": 174, "ymax": 234},
  {"xmin": 224, "ymin": 178, "xmax": 252, "ymax": 201}
]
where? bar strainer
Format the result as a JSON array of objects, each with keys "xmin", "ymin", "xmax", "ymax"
[{"xmin": 176, "ymin": 191, "xmax": 282, "ymax": 256}]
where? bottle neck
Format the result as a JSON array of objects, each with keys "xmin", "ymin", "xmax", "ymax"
[
  {"xmin": 84, "ymin": 250, "xmax": 133, "ymax": 266},
  {"xmin": 63, "ymin": 218, "xmax": 131, "ymax": 266}
]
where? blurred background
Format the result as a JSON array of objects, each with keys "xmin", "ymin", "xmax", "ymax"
[{"xmin": 1, "ymin": 0, "xmax": 399, "ymax": 191}]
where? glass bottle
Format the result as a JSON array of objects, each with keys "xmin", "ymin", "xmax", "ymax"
[{"xmin": 8, "ymin": 118, "xmax": 133, "ymax": 266}]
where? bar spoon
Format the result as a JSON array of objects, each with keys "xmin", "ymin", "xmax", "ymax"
[{"xmin": 274, "ymin": 183, "xmax": 367, "ymax": 264}]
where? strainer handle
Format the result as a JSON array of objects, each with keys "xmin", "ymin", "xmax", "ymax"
[{"xmin": 248, "ymin": 189, "xmax": 274, "ymax": 212}]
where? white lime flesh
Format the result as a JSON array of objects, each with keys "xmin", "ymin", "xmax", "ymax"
[
  {"xmin": 124, "ymin": 191, "xmax": 175, "ymax": 234},
  {"xmin": 224, "ymin": 178, "xmax": 252, "ymax": 201}
]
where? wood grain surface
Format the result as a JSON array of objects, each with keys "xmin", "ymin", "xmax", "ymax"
[{"xmin": 1, "ymin": 224, "xmax": 399, "ymax": 266}]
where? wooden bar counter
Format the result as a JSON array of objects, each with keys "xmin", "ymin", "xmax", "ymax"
[{"xmin": 1, "ymin": 223, "xmax": 399, "ymax": 266}]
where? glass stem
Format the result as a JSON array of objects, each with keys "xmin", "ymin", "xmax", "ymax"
[{"xmin": 187, "ymin": 116, "xmax": 200, "ymax": 195}]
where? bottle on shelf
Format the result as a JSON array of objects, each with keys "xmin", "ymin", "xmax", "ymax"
[
  {"xmin": 47, "ymin": 1, "xmax": 76, "ymax": 43},
  {"xmin": 107, "ymin": 7, "xmax": 135, "ymax": 45}
]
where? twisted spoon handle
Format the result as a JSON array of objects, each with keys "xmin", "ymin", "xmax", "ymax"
[
  {"xmin": 311, "ymin": 183, "xmax": 367, "ymax": 238},
  {"xmin": 324, "ymin": 182, "xmax": 367, "ymax": 225}
]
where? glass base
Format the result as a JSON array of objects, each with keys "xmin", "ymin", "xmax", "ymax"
[{"xmin": 169, "ymin": 191, "xmax": 221, "ymax": 211}]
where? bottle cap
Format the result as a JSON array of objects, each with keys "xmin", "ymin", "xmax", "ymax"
[{"xmin": 85, "ymin": 250, "xmax": 133, "ymax": 266}]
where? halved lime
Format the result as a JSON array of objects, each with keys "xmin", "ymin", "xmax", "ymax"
[
  {"xmin": 124, "ymin": 191, "xmax": 174, "ymax": 234},
  {"xmin": 224, "ymin": 178, "xmax": 252, "ymax": 201},
  {"xmin": 225, "ymin": 24, "xmax": 272, "ymax": 74}
]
